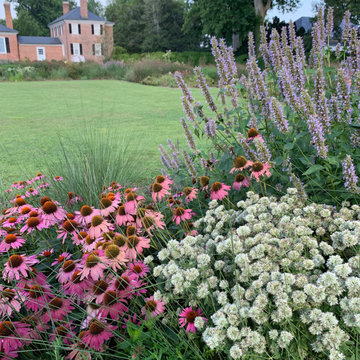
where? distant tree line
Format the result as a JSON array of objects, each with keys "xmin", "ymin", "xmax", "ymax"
[{"xmin": 3, "ymin": 0, "xmax": 360, "ymax": 54}]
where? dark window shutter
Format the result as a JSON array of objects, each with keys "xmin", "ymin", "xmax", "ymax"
[
  {"xmin": 70, "ymin": 43, "xmax": 74, "ymax": 55},
  {"xmin": 92, "ymin": 44, "xmax": 95, "ymax": 55},
  {"xmin": 5, "ymin": 38, "xmax": 10, "ymax": 53},
  {"xmin": 92, "ymin": 25, "xmax": 94, "ymax": 35},
  {"xmin": 100, "ymin": 25, "xmax": 103, "ymax": 35},
  {"xmin": 78, "ymin": 24, "xmax": 81, "ymax": 34},
  {"xmin": 69, "ymin": 24, "xmax": 72, "ymax": 34},
  {"xmin": 101, "ymin": 44, "xmax": 103, "ymax": 55},
  {"xmin": 79, "ymin": 44, "xmax": 83, "ymax": 55}
]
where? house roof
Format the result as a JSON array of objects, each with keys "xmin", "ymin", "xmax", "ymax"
[
  {"xmin": 0, "ymin": 24, "xmax": 18, "ymax": 33},
  {"xmin": 49, "ymin": 7, "xmax": 106, "ymax": 26},
  {"xmin": 294, "ymin": 16, "xmax": 312, "ymax": 33},
  {"xmin": 18, "ymin": 36, "xmax": 62, "ymax": 45}
]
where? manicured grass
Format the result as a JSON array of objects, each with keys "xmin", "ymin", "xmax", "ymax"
[{"xmin": 0, "ymin": 80, "xmax": 201, "ymax": 187}]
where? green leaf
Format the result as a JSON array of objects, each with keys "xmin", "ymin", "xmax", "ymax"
[
  {"xmin": 350, "ymin": 123, "xmax": 360, "ymax": 129},
  {"xmin": 303, "ymin": 165, "xmax": 325, "ymax": 176},
  {"xmin": 284, "ymin": 143, "xmax": 295, "ymax": 150}
]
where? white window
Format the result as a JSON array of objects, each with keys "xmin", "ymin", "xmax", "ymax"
[
  {"xmin": 94, "ymin": 43, "xmax": 102, "ymax": 56},
  {"xmin": 71, "ymin": 23, "xmax": 79, "ymax": 35},
  {"xmin": 55, "ymin": 27, "xmax": 58, "ymax": 37},
  {"xmin": 94, "ymin": 24, "xmax": 101, "ymax": 35},
  {"xmin": 73, "ymin": 43, "xmax": 80, "ymax": 55},
  {"xmin": 0, "ymin": 37, "xmax": 6, "ymax": 54},
  {"xmin": 37, "ymin": 47, "xmax": 46, "ymax": 61},
  {"xmin": 60, "ymin": 25, "xmax": 63, "ymax": 35}
]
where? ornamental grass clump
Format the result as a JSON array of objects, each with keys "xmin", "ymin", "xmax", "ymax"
[
  {"xmin": 162, "ymin": 7, "xmax": 360, "ymax": 206},
  {"xmin": 154, "ymin": 188, "xmax": 360, "ymax": 359}
]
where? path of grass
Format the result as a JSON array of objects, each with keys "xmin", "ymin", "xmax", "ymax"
[{"xmin": 0, "ymin": 80, "xmax": 201, "ymax": 187}]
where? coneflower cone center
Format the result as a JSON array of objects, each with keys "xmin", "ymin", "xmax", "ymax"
[
  {"xmin": 152, "ymin": 183, "xmax": 163, "ymax": 193},
  {"xmin": 0, "ymin": 321, "xmax": 15, "ymax": 336},
  {"xmin": 100, "ymin": 198, "xmax": 112, "ymax": 209},
  {"xmin": 78, "ymin": 231, "xmax": 88, "ymax": 240},
  {"xmin": 185, "ymin": 310, "xmax": 198, "ymax": 323},
  {"xmin": 234, "ymin": 156, "xmax": 247, "ymax": 168},
  {"xmin": 113, "ymin": 235, "xmax": 126, "ymax": 247},
  {"xmin": 126, "ymin": 192, "xmax": 136, "ymax": 201},
  {"xmin": 40, "ymin": 196, "xmax": 51, "ymax": 206},
  {"xmin": 211, "ymin": 182, "xmax": 222, "ymax": 192},
  {"xmin": 8, "ymin": 217, "xmax": 17, "ymax": 223},
  {"xmin": 105, "ymin": 245, "xmax": 120, "ymax": 259},
  {"xmin": 1, "ymin": 288, "xmax": 15, "ymax": 300},
  {"xmin": 63, "ymin": 260, "xmax": 76, "ymax": 273},
  {"xmin": 27, "ymin": 217, "xmax": 40, "ymax": 227},
  {"xmin": 115, "ymin": 276, "xmax": 129, "ymax": 291},
  {"xmin": 93, "ymin": 280, "xmax": 109, "ymax": 295},
  {"xmin": 49, "ymin": 297, "xmax": 63, "ymax": 310},
  {"xmin": 42, "ymin": 201, "xmax": 58, "ymax": 214},
  {"xmin": 235, "ymin": 174, "xmax": 245, "ymax": 182},
  {"xmin": 5, "ymin": 234, "xmax": 17, "ymax": 244},
  {"xmin": 248, "ymin": 128, "xmax": 259, "ymax": 138},
  {"xmin": 91, "ymin": 215, "xmax": 104, "ymax": 227},
  {"xmin": 15, "ymin": 198, "xmax": 26, "ymax": 206},
  {"xmin": 72, "ymin": 271, "xmax": 81, "ymax": 283},
  {"xmin": 118, "ymin": 206, "xmax": 126, "ymax": 215},
  {"xmin": 63, "ymin": 220, "xmax": 77, "ymax": 232},
  {"xmin": 183, "ymin": 187, "xmax": 192, "ymax": 196},
  {"xmin": 142, "ymin": 216, "xmax": 154, "ymax": 228},
  {"xmin": 21, "ymin": 207, "xmax": 31, "ymax": 214},
  {"xmin": 56, "ymin": 326, "xmax": 68, "ymax": 336},
  {"xmin": 199, "ymin": 176, "xmax": 209, "ymax": 187},
  {"xmin": 145, "ymin": 300, "xmax": 157, "ymax": 312},
  {"xmin": 252, "ymin": 161, "xmax": 264, "ymax": 172},
  {"xmin": 132, "ymin": 265, "xmax": 143, "ymax": 274},
  {"xmin": 80, "ymin": 205, "xmax": 93, "ymax": 216},
  {"xmin": 126, "ymin": 226, "xmax": 136, "ymax": 236},
  {"xmin": 175, "ymin": 207, "xmax": 185, "ymax": 216},
  {"xmin": 89, "ymin": 321, "xmax": 105, "ymax": 335},
  {"xmin": 127, "ymin": 235, "xmax": 139, "ymax": 248},
  {"xmin": 8, "ymin": 255, "xmax": 23, "ymax": 268},
  {"xmin": 86, "ymin": 254, "xmax": 100, "ymax": 268},
  {"xmin": 103, "ymin": 290, "xmax": 117, "ymax": 306},
  {"xmin": 156, "ymin": 175, "xmax": 165, "ymax": 183},
  {"xmin": 29, "ymin": 285, "xmax": 44, "ymax": 299},
  {"xmin": 29, "ymin": 211, "xmax": 38, "ymax": 217}
]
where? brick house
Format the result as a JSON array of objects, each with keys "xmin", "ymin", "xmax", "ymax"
[{"xmin": 0, "ymin": 0, "xmax": 114, "ymax": 62}]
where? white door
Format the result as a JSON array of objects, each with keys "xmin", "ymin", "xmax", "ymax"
[{"xmin": 37, "ymin": 47, "xmax": 46, "ymax": 61}]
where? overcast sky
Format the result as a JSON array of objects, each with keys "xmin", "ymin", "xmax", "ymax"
[{"xmin": 1, "ymin": 0, "xmax": 315, "ymax": 25}]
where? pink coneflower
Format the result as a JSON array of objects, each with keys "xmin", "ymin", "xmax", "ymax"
[
  {"xmin": 51, "ymin": 252, "xmax": 71, "ymax": 267},
  {"xmin": 115, "ymin": 205, "xmax": 134, "ymax": 226},
  {"xmin": 16, "ymin": 268, "xmax": 47, "ymax": 291},
  {"xmin": 57, "ymin": 220, "xmax": 78, "ymax": 244},
  {"xmin": 183, "ymin": 187, "xmax": 198, "ymax": 204},
  {"xmin": 0, "ymin": 233, "xmax": 25, "ymax": 252},
  {"xmin": 0, "ymin": 287, "xmax": 21, "ymax": 317},
  {"xmin": 230, "ymin": 156, "xmax": 253, "ymax": 173},
  {"xmin": 124, "ymin": 191, "xmax": 145, "ymax": 213},
  {"xmin": 2, "ymin": 216, "xmax": 21, "ymax": 228},
  {"xmin": 98, "ymin": 290, "xmax": 128, "ymax": 320},
  {"xmin": 141, "ymin": 296, "xmax": 165, "ymax": 319},
  {"xmin": 111, "ymin": 272, "xmax": 143, "ymax": 299},
  {"xmin": 62, "ymin": 271, "xmax": 90, "ymax": 298},
  {"xmin": 210, "ymin": 182, "xmax": 231, "ymax": 201},
  {"xmin": 108, "ymin": 182, "xmax": 122, "ymax": 191},
  {"xmin": 250, "ymin": 161, "xmax": 272, "ymax": 182},
  {"xmin": 18, "ymin": 206, "xmax": 35, "ymax": 221},
  {"xmin": 74, "ymin": 206, "xmax": 100, "ymax": 227},
  {"xmin": 66, "ymin": 192, "xmax": 83, "ymax": 207},
  {"xmin": 88, "ymin": 216, "xmax": 113, "ymax": 238},
  {"xmin": 199, "ymin": 176, "xmax": 210, "ymax": 191},
  {"xmin": 80, "ymin": 252, "xmax": 107, "ymax": 281},
  {"xmin": 99, "ymin": 197, "xmax": 119, "ymax": 217},
  {"xmin": 103, "ymin": 244, "xmax": 128, "ymax": 271},
  {"xmin": 81, "ymin": 320, "xmax": 116, "ymax": 351},
  {"xmin": 56, "ymin": 260, "xmax": 79, "ymax": 283},
  {"xmin": 43, "ymin": 297, "xmax": 74, "ymax": 322},
  {"xmin": 155, "ymin": 174, "xmax": 172, "ymax": 190},
  {"xmin": 247, "ymin": 128, "xmax": 264, "ymax": 142},
  {"xmin": 34, "ymin": 173, "xmax": 45, "ymax": 181},
  {"xmin": 20, "ymin": 217, "xmax": 47, "ymax": 234},
  {"xmin": 50, "ymin": 323, "xmax": 75, "ymax": 345},
  {"xmin": 2, "ymin": 254, "xmax": 39, "ymax": 281},
  {"xmin": 37, "ymin": 182, "xmax": 50, "ymax": 189},
  {"xmin": 53, "ymin": 176, "xmax": 63, "ymax": 181},
  {"xmin": 128, "ymin": 261, "xmax": 149, "ymax": 278},
  {"xmin": 151, "ymin": 183, "xmax": 170, "ymax": 202},
  {"xmin": 172, "ymin": 207, "xmax": 193, "ymax": 225},
  {"xmin": 66, "ymin": 331, "xmax": 91, "ymax": 360},
  {"xmin": 25, "ymin": 188, "xmax": 39, "ymax": 198},
  {"xmin": 0, "ymin": 321, "xmax": 30, "ymax": 354},
  {"xmin": 23, "ymin": 283, "xmax": 52, "ymax": 312},
  {"xmin": 39, "ymin": 201, "xmax": 67, "ymax": 227},
  {"xmin": 39, "ymin": 248, "xmax": 54, "ymax": 258},
  {"xmin": 232, "ymin": 174, "xmax": 250, "ymax": 190},
  {"xmin": 179, "ymin": 307, "xmax": 207, "ymax": 333},
  {"xmin": 121, "ymin": 235, "xmax": 150, "ymax": 260}
]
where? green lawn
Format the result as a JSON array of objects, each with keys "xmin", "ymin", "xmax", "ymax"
[{"xmin": 0, "ymin": 80, "xmax": 198, "ymax": 187}]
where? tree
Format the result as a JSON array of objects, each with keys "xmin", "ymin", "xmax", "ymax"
[
  {"xmin": 87, "ymin": 0, "xmax": 104, "ymax": 16},
  {"xmin": 9, "ymin": 0, "xmax": 76, "ymax": 36},
  {"xmin": 13, "ymin": 8, "xmax": 44, "ymax": 36}
]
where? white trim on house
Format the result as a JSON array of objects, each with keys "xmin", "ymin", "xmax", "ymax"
[
  {"xmin": 0, "ymin": 32, "xmax": 17, "ymax": 36},
  {"xmin": 19, "ymin": 44, "xmax": 63, "ymax": 46}
]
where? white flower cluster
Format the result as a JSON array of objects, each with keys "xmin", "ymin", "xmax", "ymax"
[{"xmin": 154, "ymin": 189, "xmax": 360, "ymax": 359}]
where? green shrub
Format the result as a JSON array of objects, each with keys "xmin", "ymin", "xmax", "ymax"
[{"xmin": 50, "ymin": 67, "xmax": 69, "ymax": 80}]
